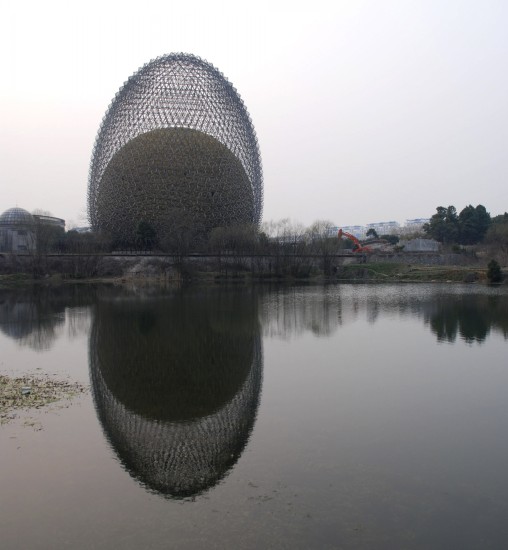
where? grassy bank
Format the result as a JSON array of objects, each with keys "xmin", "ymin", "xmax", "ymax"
[{"xmin": 336, "ymin": 262, "xmax": 490, "ymax": 283}]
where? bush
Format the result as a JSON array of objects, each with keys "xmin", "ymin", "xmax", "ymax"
[{"xmin": 487, "ymin": 259, "xmax": 503, "ymax": 283}]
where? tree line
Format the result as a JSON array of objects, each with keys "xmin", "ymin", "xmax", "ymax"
[
  {"xmin": 24, "ymin": 205, "xmax": 508, "ymax": 258},
  {"xmin": 33, "ymin": 217, "xmax": 346, "ymax": 257},
  {"xmin": 423, "ymin": 204, "xmax": 508, "ymax": 248}
]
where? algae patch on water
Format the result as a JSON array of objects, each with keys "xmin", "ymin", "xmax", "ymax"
[{"xmin": 0, "ymin": 373, "xmax": 88, "ymax": 427}]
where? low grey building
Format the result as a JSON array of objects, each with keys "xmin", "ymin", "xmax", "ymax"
[{"xmin": 400, "ymin": 238, "xmax": 440, "ymax": 252}]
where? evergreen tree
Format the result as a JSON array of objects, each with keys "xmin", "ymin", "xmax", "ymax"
[
  {"xmin": 424, "ymin": 206, "xmax": 459, "ymax": 243},
  {"xmin": 487, "ymin": 259, "xmax": 502, "ymax": 283},
  {"xmin": 136, "ymin": 221, "xmax": 158, "ymax": 250},
  {"xmin": 458, "ymin": 204, "xmax": 491, "ymax": 244},
  {"xmin": 425, "ymin": 204, "xmax": 490, "ymax": 244}
]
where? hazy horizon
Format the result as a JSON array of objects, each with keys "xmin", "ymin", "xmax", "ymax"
[{"xmin": 2, "ymin": 0, "xmax": 507, "ymax": 228}]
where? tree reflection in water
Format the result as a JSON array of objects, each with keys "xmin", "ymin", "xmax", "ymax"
[
  {"xmin": 260, "ymin": 285, "xmax": 508, "ymax": 344},
  {"xmin": 0, "ymin": 286, "xmax": 96, "ymax": 350},
  {"xmin": 425, "ymin": 294, "xmax": 508, "ymax": 344},
  {"xmin": 89, "ymin": 287, "xmax": 263, "ymax": 499}
]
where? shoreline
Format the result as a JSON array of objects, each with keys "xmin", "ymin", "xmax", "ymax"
[
  {"xmin": 0, "ymin": 262, "xmax": 504, "ymax": 288},
  {"xmin": 1, "ymin": 249, "xmax": 506, "ymax": 288}
]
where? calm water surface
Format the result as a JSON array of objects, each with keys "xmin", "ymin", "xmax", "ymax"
[{"xmin": 1, "ymin": 283, "xmax": 508, "ymax": 549}]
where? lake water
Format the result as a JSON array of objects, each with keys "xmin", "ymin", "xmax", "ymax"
[{"xmin": 1, "ymin": 283, "xmax": 508, "ymax": 549}]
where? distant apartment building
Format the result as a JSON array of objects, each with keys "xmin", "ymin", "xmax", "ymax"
[
  {"xmin": 335, "ymin": 219, "xmax": 429, "ymax": 240},
  {"xmin": 366, "ymin": 221, "xmax": 400, "ymax": 235},
  {"xmin": 400, "ymin": 218, "xmax": 429, "ymax": 236},
  {"xmin": 339, "ymin": 225, "xmax": 367, "ymax": 239},
  {"xmin": 405, "ymin": 218, "xmax": 429, "ymax": 229}
]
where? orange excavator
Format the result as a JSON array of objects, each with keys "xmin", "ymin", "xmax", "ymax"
[{"xmin": 337, "ymin": 229, "xmax": 372, "ymax": 253}]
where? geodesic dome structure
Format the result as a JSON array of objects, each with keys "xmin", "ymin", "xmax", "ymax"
[{"xmin": 88, "ymin": 53, "xmax": 263, "ymax": 243}]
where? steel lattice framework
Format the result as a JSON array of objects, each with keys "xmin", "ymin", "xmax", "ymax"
[{"xmin": 88, "ymin": 53, "xmax": 263, "ymax": 241}]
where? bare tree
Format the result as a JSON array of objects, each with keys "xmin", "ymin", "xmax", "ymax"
[
  {"xmin": 261, "ymin": 218, "xmax": 311, "ymax": 277},
  {"xmin": 160, "ymin": 208, "xmax": 203, "ymax": 261},
  {"xmin": 306, "ymin": 220, "xmax": 339, "ymax": 275},
  {"xmin": 209, "ymin": 224, "xmax": 259, "ymax": 276}
]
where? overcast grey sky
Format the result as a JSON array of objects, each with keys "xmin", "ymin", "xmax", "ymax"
[{"xmin": 1, "ymin": 0, "xmax": 507, "ymax": 228}]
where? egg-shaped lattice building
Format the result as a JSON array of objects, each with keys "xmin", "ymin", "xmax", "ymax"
[{"xmin": 88, "ymin": 53, "xmax": 262, "ymax": 244}]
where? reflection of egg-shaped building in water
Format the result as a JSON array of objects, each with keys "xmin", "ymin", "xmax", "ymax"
[{"xmin": 90, "ymin": 288, "xmax": 263, "ymax": 498}]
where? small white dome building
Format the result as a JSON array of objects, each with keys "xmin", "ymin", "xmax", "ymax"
[
  {"xmin": 0, "ymin": 208, "xmax": 65, "ymax": 253},
  {"xmin": 0, "ymin": 208, "xmax": 36, "ymax": 253}
]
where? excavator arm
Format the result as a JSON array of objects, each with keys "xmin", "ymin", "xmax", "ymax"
[{"xmin": 337, "ymin": 229, "xmax": 372, "ymax": 253}]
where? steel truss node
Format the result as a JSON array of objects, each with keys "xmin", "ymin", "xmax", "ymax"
[{"xmin": 88, "ymin": 53, "xmax": 263, "ymax": 242}]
